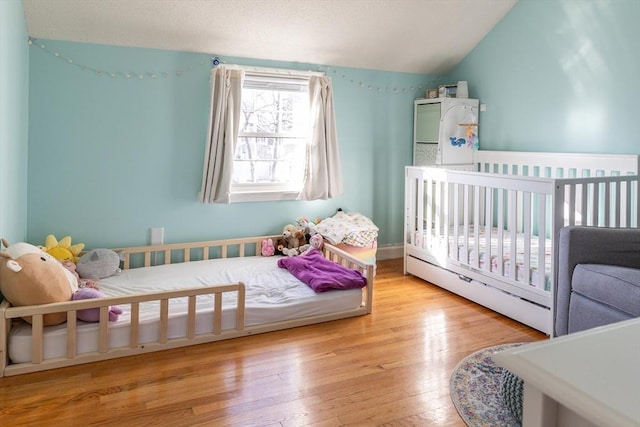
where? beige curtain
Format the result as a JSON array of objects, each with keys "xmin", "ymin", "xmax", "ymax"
[
  {"xmin": 198, "ymin": 66, "xmax": 244, "ymax": 204},
  {"xmin": 299, "ymin": 75, "xmax": 343, "ymax": 200}
]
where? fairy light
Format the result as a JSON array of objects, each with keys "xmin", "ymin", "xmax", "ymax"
[{"xmin": 27, "ymin": 37, "xmax": 440, "ymax": 93}]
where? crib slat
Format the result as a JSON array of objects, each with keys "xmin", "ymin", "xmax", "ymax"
[
  {"xmin": 144, "ymin": 252, "xmax": 151, "ymax": 267},
  {"xmin": 581, "ymin": 184, "xmax": 588, "ymax": 225},
  {"xmin": 568, "ymin": 183, "xmax": 577, "ymax": 226},
  {"xmin": 418, "ymin": 177, "xmax": 425, "ymax": 249},
  {"xmin": 537, "ymin": 194, "xmax": 547, "ymax": 290},
  {"xmin": 473, "ymin": 186, "xmax": 480, "ymax": 269},
  {"xmin": 603, "ymin": 180, "xmax": 611, "ymax": 226},
  {"xmin": 591, "ymin": 182, "xmax": 599, "ymax": 225},
  {"xmin": 435, "ymin": 179, "xmax": 442, "ymax": 247},
  {"xmin": 184, "ymin": 248, "xmax": 190, "ymax": 262},
  {"xmin": 614, "ymin": 181, "xmax": 622, "ymax": 227},
  {"xmin": 509, "ymin": 189, "xmax": 517, "ymax": 281},
  {"xmin": 452, "ymin": 183, "xmax": 459, "ymax": 261},
  {"xmin": 497, "ymin": 188, "xmax": 505, "ymax": 276},
  {"xmin": 443, "ymin": 181, "xmax": 450, "ymax": 257},
  {"xmin": 463, "ymin": 185, "xmax": 470, "ymax": 263},
  {"xmin": 523, "ymin": 192, "xmax": 532, "ymax": 286},
  {"xmin": 483, "ymin": 186, "xmax": 492, "ymax": 273},
  {"xmin": 164, "ymin": 249, "xmax": 170, "ymax": 265}
]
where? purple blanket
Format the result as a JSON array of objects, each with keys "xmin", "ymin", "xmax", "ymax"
[{"xmin": 277, "ymin": 249, "xmax": 367, "ymax": 292}]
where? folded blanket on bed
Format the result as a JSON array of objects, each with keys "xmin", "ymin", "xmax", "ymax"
[{"xmin": 277, "ymin": 249, "xmax": 367, "ymax": 292}]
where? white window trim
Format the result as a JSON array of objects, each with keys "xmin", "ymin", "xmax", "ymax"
[
  {"xmin": 230, "ymin": 71, "xmax": 309, "ymax": 202},
  {"xmin": 229, "ymin": 189, "xmax": 300, "ymax": 203}
]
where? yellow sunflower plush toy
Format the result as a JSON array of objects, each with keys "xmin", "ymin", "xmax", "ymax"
[{"xmin": 45, "ymin": 234, "xmax": 85, "ymax": 264}]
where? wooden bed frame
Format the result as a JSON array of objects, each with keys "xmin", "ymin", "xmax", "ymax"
[
  {"xmin": 0, "ymin": 235, "xmax": 375, "ymax": 377},
  {"xmin": 405, "ymin": 151, "xmax": 640, "ymax": 335}
]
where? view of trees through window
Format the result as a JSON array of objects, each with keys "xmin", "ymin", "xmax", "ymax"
[{"xmin": 234, "ymin": 81, "xmax": 309, "ymax": 188}]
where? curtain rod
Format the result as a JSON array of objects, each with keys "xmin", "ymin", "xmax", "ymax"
[{"xmin": 223, "ymin": 64, "xmax": 325, "ymax": 78}]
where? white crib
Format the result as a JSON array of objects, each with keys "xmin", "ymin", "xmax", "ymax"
[{"xmin": 404, "ymin": 151, "xmax": 640, "ymax": 335}]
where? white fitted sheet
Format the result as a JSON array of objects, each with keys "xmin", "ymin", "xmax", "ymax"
[{"xmin": 9, "ymin": 256, "xmax": 363, "ymax": 363}]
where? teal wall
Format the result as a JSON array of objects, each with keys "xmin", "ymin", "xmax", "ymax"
[
  {"xmin": 20, "ymin": 0, "xmax": 640, "ymax": 250},
  {"xmin": 0, "ymin": 0, "xmax": 29, "ymax": 245},
  {"xmin": 451, "ymin": 0, "xmax": 640, "ymax": 154},
  {"xmin": 27, "ymin": 40, "xmax": 432, "ymax": 248}
]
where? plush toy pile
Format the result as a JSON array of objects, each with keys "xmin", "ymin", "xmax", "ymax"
[
  {"xmin": 261, "ymin": 219, "xmax": 324, "ymax": 257},
  {"xmin": 0, "ymin": 235, "xmax": 123, "ymax": 325}
]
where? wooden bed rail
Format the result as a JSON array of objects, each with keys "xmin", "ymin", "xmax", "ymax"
[
  {"xmin": 113, "ymin": 234, "xmax": 374, "ymax": 314},
  {"xmin": 2, "ymin": 283, "xmax": 245, "ymax": 376},
  {"xmin": 113, "ymin": 235, "xmax": 274, "ymax": 269},
  {"xmin": 1, "ymin": 234, "xmax": 375, "ymax": 377}
]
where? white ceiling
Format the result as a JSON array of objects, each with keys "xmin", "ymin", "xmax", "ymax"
[{"xmin": 22, "ymin": 0, "xmax": 517, "ymax": 75}]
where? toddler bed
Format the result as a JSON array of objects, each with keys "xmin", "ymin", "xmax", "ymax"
[
  {"xmin": 0, "ymin": 236, "xmax": 374, "ymax": 377},
  {"xmin": 405, "ymin": 151, "xmax": 640, "ymax": 335}
]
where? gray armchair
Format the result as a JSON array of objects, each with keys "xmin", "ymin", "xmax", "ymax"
[{"xmin": 555, "ymin": 226, "xmax": 640, "ymax": 336}]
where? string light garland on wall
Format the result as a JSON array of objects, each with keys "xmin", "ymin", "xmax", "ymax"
[
  {"xmin": 28, "ymin": 38, "xmax": 209, "ymax": 80},
  {"xmin": 28, "ymin": 38, "xmax": 440, "ymax": 93},
  {"xmin": 318, "ymin": 65, "xmax": 439, "ymax": 94}
]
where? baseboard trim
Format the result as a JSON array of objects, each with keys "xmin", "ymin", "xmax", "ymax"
[{"xmin": 376, "ymin": 244, "xmax": 403, "ymax": 261}]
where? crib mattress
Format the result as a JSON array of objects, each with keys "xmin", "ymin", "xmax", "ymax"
[
  {"xmin": 417, "ymin": 225, "xmax": 552, "ymax": 290},
  {"xmin": 8, "ymin": 256, "xmax": 363, "ymax": 363}
]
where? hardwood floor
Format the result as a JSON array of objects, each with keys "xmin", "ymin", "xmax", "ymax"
[{"xmin": 0, "ymin": 258, "xmax": 545, "ymax": 426}]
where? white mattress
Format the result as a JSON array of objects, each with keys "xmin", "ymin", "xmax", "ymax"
[{"xmin": 9, "ymin": 256, "xmax": 363, "ymax": 363}]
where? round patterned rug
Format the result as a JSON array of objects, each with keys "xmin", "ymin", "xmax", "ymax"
[{"xmin": 449, "ymin": 343, "xmax": 525, "ymax": 427}]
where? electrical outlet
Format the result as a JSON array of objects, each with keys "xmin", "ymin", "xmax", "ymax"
[
  {"xmin": 480, "ymin": 104, "xmax": 487, "ymax": 112},
  {"xmin": 150, "ymin": 227, "xmax": 164, "ymax": 245}
]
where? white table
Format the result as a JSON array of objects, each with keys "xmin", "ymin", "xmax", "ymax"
[{"xmin": 495, "ymin": 318, "xmax": 640, "ymax": 427}]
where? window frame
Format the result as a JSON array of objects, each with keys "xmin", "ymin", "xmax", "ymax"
[{"xmin": 230, "ymin": 72, "xmax": 310, "ymax": 203}]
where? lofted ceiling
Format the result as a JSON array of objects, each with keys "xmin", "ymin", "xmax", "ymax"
[{"xmin": 22, "ymin": 0, "xmax": 517, "ymax": 75}]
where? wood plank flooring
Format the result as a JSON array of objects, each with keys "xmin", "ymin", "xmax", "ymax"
[{"xmin": 0, "ymin": 258, "xmax": 545, "ymax": 426}]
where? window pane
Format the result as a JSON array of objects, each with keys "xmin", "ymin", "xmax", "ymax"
[
  {"xmin": 233, "ymin": 73, "xmax": 309, "ymax": 192},
  {"xmin": 240, "ymin": 89, "xmax": 308, "ymax": 136},
  {"xmin": 233, "ymin": 137, "xmax": 306, "ymax": 184}
]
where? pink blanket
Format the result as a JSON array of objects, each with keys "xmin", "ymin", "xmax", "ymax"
[{"xmin": 277, "ymin": 249, "xmax": 367, "ymax": 292}]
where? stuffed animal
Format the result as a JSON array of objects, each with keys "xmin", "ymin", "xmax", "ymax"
[
  {"xmin": 282, "ymin": 224, "xmax": 306, "ymax": 249},
  {"xmin": 261, "ymin": 239, "xmax": 275, "ymax": 256},
  {"xmin": 309, "ymin": 234, "xmax": 323, "ymax": 250},
  {"xmin": 296, "ymin": 217, "xmax": 319, "ymax": 241},
  {"xmin": 61, "ymin": 260, "xmax": 99, "ymax": 289},
  {"xmin": 72, "ymin": 288, "xmax": 123, "ymax": 322},
  {"xmin": 0, "ymin": 239, "xmax": 78, "ymax": 325},
  {"xmin": 76, "ymin": 248, "xmax": 121, "ymax": 280},
  {"xmin": 45, "ymin": 234, "xmax": 85, "ymax": 264},
  {"xmin": 273, "ymin": 237, "xmax": 287, "ymax": 256},
  {"xmin": 297, "ymin": 234, "xmax": 324, "ymax": 256},
  {"xmin": 282, "ymin": 247, "xmax": 299, "ymax": 257}
]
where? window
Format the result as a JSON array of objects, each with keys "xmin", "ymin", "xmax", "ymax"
[
  {"xmin": 231, "ymin": 73, "xmax": 310, "ymax": 201},
  {"xmin": 199, "ymin": 66, "xmax": 342, "ymax": 204}
]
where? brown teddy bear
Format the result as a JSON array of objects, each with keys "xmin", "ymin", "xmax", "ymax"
[
  {"xmin": 0, "ymin": 239, "xmax": 78, "ymax": 325},
  {"xmin": 282, "ymin": 224, "xmax": 306, "ymax": 249}
]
